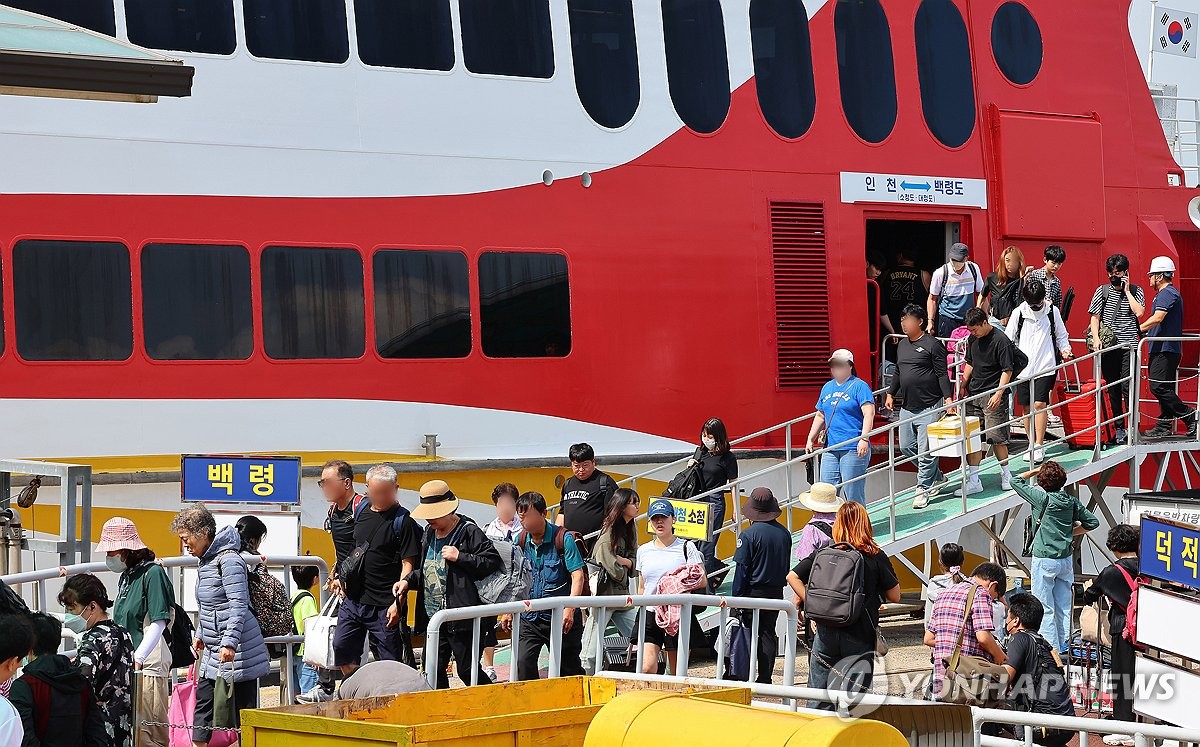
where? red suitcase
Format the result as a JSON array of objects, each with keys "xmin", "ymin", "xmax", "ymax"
[{"xmin": 1055, "ymin": 374, "xmax": 1116, "ymax": 447}]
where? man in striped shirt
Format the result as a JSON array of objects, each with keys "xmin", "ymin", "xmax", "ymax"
[
  {"xmin": 1088, "ymin": 254, "xmax": 1146, "ymax": 444},
  {"xmin": 1026, "ymin": 245, "xmax": 1066, "ymax": 308},
  {"xmin": 924, "ymin": 562, "xmax": 1007, "ymax": 700}
]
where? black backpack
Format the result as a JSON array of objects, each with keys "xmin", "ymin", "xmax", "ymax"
[
  {"xmin": 163, "ymin": 602, "xmax": 196, "ymax": 668},
  {"xmin": 1011, "ymin": 631, "xmax": 1074, "ymax": 746},
  {"xmin": 803, "ymin": 543, "xmax": 867, "ymax": 627},
  {"xmin": 664, "ymin": 453, "xmax": 704, "ymax": 500},
  {"xmin": 0, "ymin": 579, "xmax": 29, "ymax": 617}
]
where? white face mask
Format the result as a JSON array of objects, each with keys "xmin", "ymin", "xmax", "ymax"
[
  {"xmin": 702, "ymin": 436, "xmax": 717, "ymax": 450},
  {"xmin": 105, "ymin": 555, "xmax": 126, "ymax": 574},
  {"xmin": 64, "ymin": 612, "xmax": 88, "ymax": 634}
]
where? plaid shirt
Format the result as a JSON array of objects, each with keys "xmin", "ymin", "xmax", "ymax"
[{"xmin": 926, "ymin": 580, "xmax": 996, "ymax": 697}]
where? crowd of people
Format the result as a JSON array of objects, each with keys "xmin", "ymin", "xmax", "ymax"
[{"xmin": 855, "ymin": 244, "xmax": 1194, "ymax": 514}]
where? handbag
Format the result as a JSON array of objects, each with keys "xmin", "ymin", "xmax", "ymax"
[
  {"xmin": 1079, "ymin": 600, "xmax": 1112, "ymax": 647},
  {"xmin": 213, "ymin": 668, "xmax": 236, "ymax": 731},
  {"xmin": 1022, "ymin": 496, "xmax": 1050, "ymax": 557},
  {"xmin": 302, "ymin": 595, "xmax": 341, "ymax": 669},
  {"xmin": 168, "ymin": 666, "xmax": 237, "ymax": 747},
  {"xmin": 1084, "ymin": 291, "xmax": 1117, "ymax": 352},
  {"xmin": 941, "ymin": 585, "xmax": 1010, "ymax": 707},
  {"xmin": 875, "ymin": 629, "xmax": 890, "ymax": 657}
]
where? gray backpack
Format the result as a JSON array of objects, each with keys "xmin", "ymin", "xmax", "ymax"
[
  {"xmin": 803, "ymin": 543, "xmax": 867, "ymax": 627},
  {"xmin": 476, "ymin": 538, "xmax": 533, "ymax": 604}
]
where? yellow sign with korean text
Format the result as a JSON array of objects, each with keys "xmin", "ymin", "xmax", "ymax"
[{"xmin": 646, "ymin": 499, "xmax": 713, "ymax": 542}]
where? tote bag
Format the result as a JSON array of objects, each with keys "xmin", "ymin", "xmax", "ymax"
[
  {"xmin": 168, "ymin": 666, "xmax": 237, "ymax": 747},
  {"xmin": 303, "ymin": 595, "xmax": 341, "ymax": 669}
]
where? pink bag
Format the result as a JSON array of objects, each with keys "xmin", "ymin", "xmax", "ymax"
[{"xmin": 168, "ymin": 666, "xmax": 238, "ymax": 747}]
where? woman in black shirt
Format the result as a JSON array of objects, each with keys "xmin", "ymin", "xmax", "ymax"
[
  {"xmin": 982, "ymin": 246, "xmax": 1025, "ymax": 327},
  {"xmin": 689, "ymin": 417, "xmax": 738, "ymax": 590},
  {"xmin": 1081, "ymin": 524, "xmax": 1140, "ymax": 727}
]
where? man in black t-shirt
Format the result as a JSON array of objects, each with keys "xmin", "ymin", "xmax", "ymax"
[
  {"xmin": 959, "ymin": 309, "xmax": 1016, "ymax": 497},
  {"xmin": 1002, "ymin": 593, "xmax": 1076, "ymax": 734},
  {"xmin": 332, "ymin": 464, "xmax": 421, "ymax": 677},
  {"xmin": 557, "ymin": 443, "xmax": 616, "ymax": 553},
  {"xmin": 879, "ymin": 248, "xmax": 932, "ymax": 338},
  {"xmin": 320, "ymin": 459, "xmax": 362, "ymax": 584}
]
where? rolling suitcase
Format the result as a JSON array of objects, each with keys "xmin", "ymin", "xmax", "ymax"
[{"xmin": 1056, "ymin": 364, "xmax": 1115, "ymax": 447}]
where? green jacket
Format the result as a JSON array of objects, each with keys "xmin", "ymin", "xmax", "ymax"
[{"xmin": 1012, "ymin": 476, "xmax": 1099, "ymax": 559}]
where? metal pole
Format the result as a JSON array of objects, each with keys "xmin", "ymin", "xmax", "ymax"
[
  {"xmin": 594, "ymin": 605, "xmax": 609, "ymax": 674},
  {"xmin": 634, "ymin": 606, "xmax": 646, "ymax": 673},
  {"xmin": 959, "ymin": 400, "xmax": 970, "ymax": 514},
  {"xmin": 785, "ymin": 425, "xmax": 794, "ymax": 533},
  {"xmin": 1148, "ymin": 0, "xmax": 1158, "ymax": 83},
  {"xmin": 548, "ymin": 607, "xmax": 564, "ymax": 679},
  {"xmin": 1094, "ymin": 352, "xmax": 1103, "ymax": 459},
  {"xmin": 424, "ymin": 614, "xmax": 442, "ymax": 689},
  {"xmin": 511, "ymin": 611, "xmax": 523, "ymax": 681},
  {"xmin": 782, "ymin": 603, "xmax": 797, "ymax": 688},
  {"xmin": 470, "ymin": 617, "xmax": 481, "ymax": 686},
  {"xmin": 887, "ymin": 426, "xmax": 897, "ymax": 541},
  {"xmin": 715, "ymin": 606, "xmax": 728, "ymax": 680},
  {"xmin": 676, "ymin": 602, "xmax": 692, "ymax": 676},
  {"xmin": 748, "ymin": 608, "xmax": 761, "ymax": 684}
]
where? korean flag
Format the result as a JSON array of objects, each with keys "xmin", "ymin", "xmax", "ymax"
[{"xmin": 1158, "ymin": 7, "xmax": 1198, "ymax": 58}]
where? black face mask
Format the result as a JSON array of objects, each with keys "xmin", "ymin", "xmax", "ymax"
[
  {"xmin": 1110, "ymin": 275, "xmax": 1124, "ymax": 288},
  {"xmin": 1030, "ymin": 303, "xmax": 1044, "ymax": 312}
]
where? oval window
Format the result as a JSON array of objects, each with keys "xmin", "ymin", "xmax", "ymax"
[
  {"xmin": 568, "ymin": 0, "xmax": 640, "ymax": 128},
  {"xmin": 750, "ymin": 0, "xmax": 816, "ymax": 139},
  {"xmin": 834, "ymin": 0, "xmax": 897, "ymax": 144},
  {"xmin": 991, "ymin": 1, "xmax": 1042, "ymax": 85},
  {"xmin": 915, "ymin": 0, "xmax": 975, "ymax": 148},
  {"xmin": 662, "ymin": 0, "xmax": 731, "ymax": 134}
]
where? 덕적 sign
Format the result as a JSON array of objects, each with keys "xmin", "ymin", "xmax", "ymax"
[
  {"xmin": 1139, "ymin": 514, "xmax": 1200, "ymax": 588},
  {"xmin": 840, "ymin": 171, "xmax": 988, "ymax": 208},
  {"xmin": 182, "ymin": 454, "xmax": 301, "ymax": 504},
  {"xmin": 646, "ymin": 498, "xmax": 713, "ymax": 542}
]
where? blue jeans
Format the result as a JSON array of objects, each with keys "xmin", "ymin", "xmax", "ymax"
[
  {"xmin": 292, "ymin": 657, "xmax": 318, "ymax": 697},
  {"xmin": 899, "ymin": 406, "xmax": 945, "ymax": 490},
  {"xmin": 1031, "ymin": 555, "xmax": 1074, "ymax": 653},
  {"xmin": 696, "ymin": 496, "xmax": 727, "ymax": 590},
  {"xmin": 581, "ymin": 607, "xmax": 639, "ymax": 674},
  {"xmin": 820, "ymin": 449, "xmax": 869, "ymax": 505},
  {"xmin": 808, "ymin": 626, "xmax": 876, "ymax": 711}
]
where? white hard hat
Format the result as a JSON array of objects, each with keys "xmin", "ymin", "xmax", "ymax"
[{"xmin": 1148, "ymin": 256, "xmax": 1177, "ymax": 274}]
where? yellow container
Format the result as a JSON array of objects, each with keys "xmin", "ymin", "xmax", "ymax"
[
  {"xmin": 927, "ymin": 416, "xmax": 982, "ymax": 457},
  {"xmin": 240, "ymin": 676, "xmax": 749, "ymax": 747},
  {"xmin": 585, "ymin": 690, "xmax": 911, "ymax": 747}
]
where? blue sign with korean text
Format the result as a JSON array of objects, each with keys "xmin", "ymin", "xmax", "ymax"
[
  {"xmin": 1140, "ymin": 514, "xmax": 1200, "ymax": 588},
  {"xmin": 181, "ymin": 455, "xmax": 301, "ymax": 504}
]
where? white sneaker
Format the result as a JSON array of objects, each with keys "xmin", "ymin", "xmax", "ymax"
[
  {"xmin": 1033, "ymin": 445, "xmax": 1045, "ymax": 463},
  {"xmin": 484, "ymin": 666, "xmax": 498, "ymax": 683},
  {"xmin": 1001, "ymin": 471, "xmax": 1012, "ymax": 490},
  {"xmin": 1102, "ymin": 735, "xmax": 1134, "ymax": 747},
  {"xmin": 954, "ymin": 479, "xmax": 984, "ymax": 497},
  {"xmin": 296, "ymin": 684, "xmax": 337, "ymax": 704},
  {"xmin": 912, "ymin": 491, "xmax": 930, "ymax": 509},
  {"xmin": 1048, "ymin": 414, "xmax": 1063, "ymax": 426}
]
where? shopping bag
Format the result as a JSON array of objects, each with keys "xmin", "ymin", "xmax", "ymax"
[
  {"xmin": 303, "ymin": 595, "xmax": 341, "ymax": 669},
  {"xmin": 213, "ymin": 671, "xmax": 236, "ymax": 731},
  {"xmin": 725, "ymin": 617, "xmax": 751, "ymax": 682},
  {"xmin": 168, "ymin": 666, "xmax": 237, "ymax": 747}
]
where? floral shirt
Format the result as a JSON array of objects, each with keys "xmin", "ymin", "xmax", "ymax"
[{"xmin": 77, "ymin": 619, "xmax": 135, "ymax": 747}]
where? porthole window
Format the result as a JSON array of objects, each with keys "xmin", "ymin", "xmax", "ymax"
[
  {"xmin": 568, "ymin": 0, "xmax": 640, "ymax": 128},
  {"xmin": 834, "ymin": 0, "xmax": 897, "ymax": 144},
  {"xmin": 915, "ymin": 0, "xmax": 975, "ymax": 148},
  {"xmin": 244, "ymin": 0, "xmax": 349, "ymax": 64},
  {"xmin": 749, "ymin": 0, "xmax": 816, "ymax": 139},
  {"xmin": 125, "ymin": 0, "xmax": 236, "ymax": 55},
  {"xmin": 991, "ymin": 1, "xmax": 1042, "ymax": 85},
  {"xmin": 459, "ymin": 0, "xmax": 554, "ymax": 78},
  {"xmin": 355, "ymin": 0, "xmax": 454, "ymax": 70},
  {"xmin": 662, "ymin": 0, "xmax": 731, "ymax": 134}
]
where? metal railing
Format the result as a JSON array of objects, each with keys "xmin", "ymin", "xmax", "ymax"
[
  {"xmin": 1, "ymin": 553, "xmax": 329, "ymax": 705},
  {"xmin": 1131, "ymin": 334, "xmax": 1200, "ymax": 440},
  {"xmin": 1157, "ymin": 93, "xmax": 1200, "ymax": 186},
  {"xmin": 422, "ymin": 594, "xmax": 797, "ymax": 690}
]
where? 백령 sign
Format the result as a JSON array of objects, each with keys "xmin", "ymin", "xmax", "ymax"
[{"xmin": 181, "ymin": 454, "xmax": 302, "ymax": 504}]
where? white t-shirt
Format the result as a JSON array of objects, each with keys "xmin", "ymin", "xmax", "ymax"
[
  {"xmin": 637, "ymin": 538, "xmax": 702, "ymax": 595},
  {"xmin": 0, "ymin": 695, "xmax": 22, "ymax": 747}
]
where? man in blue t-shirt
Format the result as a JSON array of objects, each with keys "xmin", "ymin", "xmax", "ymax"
[
  {"xmin": 1140, "ymin": 256, "xmax": 1195, "ymax": 439},
  {"xmin": 928, "ymin": 242, "xmax": 984, "ymax": 337},
  {"xmin": 504, "ymin": 491, "xmax": 587, "ymax": 680}
]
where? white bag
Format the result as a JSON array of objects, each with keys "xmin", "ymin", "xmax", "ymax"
[{"xmin": 302, "ymin": 595, "xmax": 341, "ymax": 669}]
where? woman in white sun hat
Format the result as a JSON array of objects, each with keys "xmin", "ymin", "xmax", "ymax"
[{"xmin": 100, "ymin": 517, "xmax": 176, "ymax": 747}]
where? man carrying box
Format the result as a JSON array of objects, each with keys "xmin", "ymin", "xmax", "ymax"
[{"xmin": 958, "ymin": 308, "xmax": 1020, "ymax": 496}]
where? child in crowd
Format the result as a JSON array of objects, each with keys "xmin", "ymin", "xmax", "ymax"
[
  {"xmin": 290, "ymin": 566, "xmax": 321, "ymax": 702},
  {"xmin": 0, "ymin": 615, "xmax": 34, "ymax": 747}
]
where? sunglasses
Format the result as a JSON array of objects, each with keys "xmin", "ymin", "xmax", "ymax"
[{"xmin": 317, "ymin": 477, "xmax": 350, "ymax": 488}]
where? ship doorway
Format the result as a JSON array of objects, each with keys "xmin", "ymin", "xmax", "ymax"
[{"xmin": 865, "ymin": 218, "xmax": 963, "ymax": 373}]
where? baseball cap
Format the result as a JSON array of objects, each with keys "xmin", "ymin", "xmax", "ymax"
[
  {"xmin": 647, "ymin": 498, "xmax": 675, "ymax": 519},
  {"xmin": 828, "ymin": 348, "xmax": 854, "ymax": 365},
  {"xmin": 949, "ymin": 242, "xmax": 970, "ymax": 261}
]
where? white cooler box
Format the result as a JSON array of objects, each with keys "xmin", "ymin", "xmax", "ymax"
[{"xmin": 927, "ymin": 416, "xmax": 982, "ymax": 457}]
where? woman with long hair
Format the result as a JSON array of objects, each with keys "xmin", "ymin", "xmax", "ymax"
[
  {"xmin": 688, "ymin": 417, "xmax": 737, "ymax": 589},
  {"xmin": 787, "ymin": 502, "xmax": 900, "ymax": 710},
  {"xmin": 581, "ymin": 488, "xmax": 640, "ymax": 674},
  {"xmin": 982, "ymin": 246, "xmax": 1026, "ymax": 327}
]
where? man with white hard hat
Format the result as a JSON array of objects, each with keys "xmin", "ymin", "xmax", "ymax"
[{"xmin": 1140, "ymin": 256, "xmax": 1195, "ymax": 439}]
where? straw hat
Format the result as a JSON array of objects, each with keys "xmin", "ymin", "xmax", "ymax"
[
  {"xmin": 96, "ymin": 517, "xmax": 148, "ymax": 553},
  {"xmin": 797, "ymin": 483, "xmax": 844, "ymax": 513},
  {"xmin": 411, "ymin": 479, "xmax": 460, "ymax": 520},
  {"xmin": 742, "ymin": 487, "xmax": 782, "ymax": 522}
]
